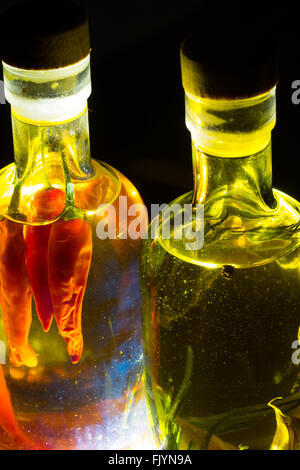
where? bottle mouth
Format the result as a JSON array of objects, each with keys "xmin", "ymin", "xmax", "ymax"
[
  {"xmin": 185, "ymin": 87, "xmax": 276, "ymax": 157},
  {"xmin": 2, "ymin": 54, "xmax": 91, "ymax": 123}
]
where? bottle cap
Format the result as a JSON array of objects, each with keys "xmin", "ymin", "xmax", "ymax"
[
  {"xmin": 0, "ymin": 0, "xmax": 90, "ymax": 70},
  {"xmin": 180, "ymin": 19, "xmax": 279, "ymax": 100}
]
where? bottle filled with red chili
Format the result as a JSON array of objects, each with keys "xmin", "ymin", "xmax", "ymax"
[{"xmin": 0, "ymin": 1, "xmax": 150, "ymax": 450}]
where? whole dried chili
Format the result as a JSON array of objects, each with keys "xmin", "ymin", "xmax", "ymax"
[
  {"xmin": 48, "ymin": 207, "xmax": 92, "ymax": 364},
  {"xmin": 0, "ymin": 364, "xmax": 23, "ymax": 444},
  {"xmin": 0, "ymin": 365, "xmax": 49, "ymax": 449},
  {"xmin": 24, "ymin": 188, "xmax": 65, "ymax": 332},
  {"xmin": 0, "ymin": 218, "xmax": 37, "ymax": 367}
]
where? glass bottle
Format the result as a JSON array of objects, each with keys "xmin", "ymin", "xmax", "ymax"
[
  {"xmin": 0, "ymin": 3, "xmax": 150, "ymax": 450},
  {"xmin": 140, "ymin": 34, "xmax": 300, "ymax": 450}
]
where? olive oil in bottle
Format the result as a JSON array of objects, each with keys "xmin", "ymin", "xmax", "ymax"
[{"xmin": 140, "ymin": 27, "xmax": 300, "ymax": 450}]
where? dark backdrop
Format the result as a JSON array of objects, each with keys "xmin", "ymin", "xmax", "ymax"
[{"xmin": 0, "ymin": 0, "xmax": 299, "ymax": 210}]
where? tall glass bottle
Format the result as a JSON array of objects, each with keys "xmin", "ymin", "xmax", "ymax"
[
  {"xmin": 140, "ymin": 32, "xmax": 300, "ymax": 450},
  {"xmin": 0, "ymin": 2, "xmax": 150, "ymax": 450}
]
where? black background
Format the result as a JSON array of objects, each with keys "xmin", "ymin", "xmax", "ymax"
[{"xmin": 0, "ymin": 0, "xmax": 299, "ymax": 211}]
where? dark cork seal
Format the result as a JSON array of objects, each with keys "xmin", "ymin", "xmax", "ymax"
[
  {"xmin": 0, "ymin": 1, "xmax": 90, "ymax": 70},
  {"xmin": 180, "ymin": 20, "xmax": 279, "ymax": 100}
]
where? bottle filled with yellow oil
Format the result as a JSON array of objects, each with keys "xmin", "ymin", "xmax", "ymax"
[{"xmin": 140, "ymin": 28, "xmax": 300, "ymax": 450}]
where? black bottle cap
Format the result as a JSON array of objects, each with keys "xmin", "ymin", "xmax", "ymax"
[
  {"xmin": 180, "ymin": 19, "xmax": 279, "ymax": 100},
  {"xmin": 0, "ymin": 1, "xmax": 90, "ymax": 70}
]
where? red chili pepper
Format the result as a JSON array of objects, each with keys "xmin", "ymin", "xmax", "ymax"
[
  {"xmin": 0, "ymin": 364, "xmax": 23, "ymax": 443},
  {"xmin": 48, "ymin": 210, "xmax": 92, "ymax": 364},
  {"xmin": 29, "ymin": 187, "xmax": 65, "ymax": 222},
  {"xmin": 24, "ymin": 188, "xmax": 65, "ymax": 332},
  {"xmin": 0, "ymin": 219, "xmax": 37, "ymax": 367},
  {"xmin": 0, "ymin": 365, "xmax": 49, "ymax": 449}
]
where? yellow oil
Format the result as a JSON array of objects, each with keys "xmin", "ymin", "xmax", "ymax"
[{"xmin": 140, "ymin": 189, "xmax": 300, "ymax": 450}]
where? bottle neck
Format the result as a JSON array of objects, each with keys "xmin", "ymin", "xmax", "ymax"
[
  {"xmin": 185, "ymin": 87, "xmax": 277, "ymax": 209},
  {"xmin": 191, "ymin": 138, "xmax": 276, "ymax": 209},
  {"xmin": 2, "ymin": 56, "xmax": 94, "ymax": 218},
  {"xmin": 3, "ymin": 55, "xmax": 93, "ymax": 179},
  {"xmin": 11, "ymin": 107, "xmax": 94, "ymax": 183},
  {"xmin": 6, "ymin": 108, "xmax": 94, "ymax": 220}
]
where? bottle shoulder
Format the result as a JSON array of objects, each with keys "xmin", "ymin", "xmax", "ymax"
[
  {"xmin": 0, "ymin": 159, "xmax": 145, "ymax": 224},
  {"xmin": 143, "ymin": 188, "xmax": 300, "ymax": 269}
]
